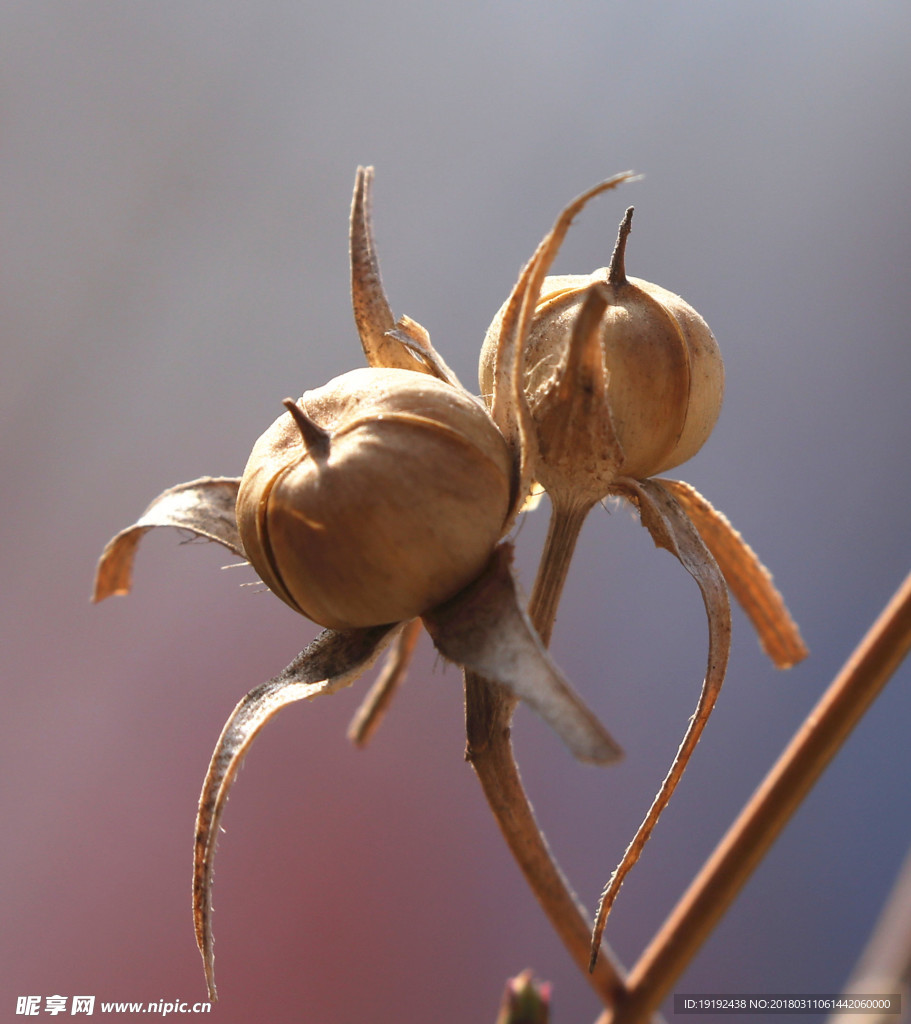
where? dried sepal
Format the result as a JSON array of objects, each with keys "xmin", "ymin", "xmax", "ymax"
[
  {"xmin": 385, "ymin": 315, "xmax": 462, "ymax": 388},
  {"xmin": 660, "ymin": 478, "xmax": 808, "ymax": 668},
  {"xmin": 194, "ymin": 623, "xmax": 398, "ymax": 1000},
  {"xmin": 92, "ymin": 477, "xmax": 244, "ymax": 602},
  {"xmin": 347, "ymin": 617, "xmax": 423, "ymax": 746},
  {"xmin": 423, "ymin": 544, "xmax": 622, "ymax": 765},
  {"xmin": 350, "ymin": 166, "xmax": 443, "ymax": 379},
  {"xmin": 486, "ymin": 173, "xmax": 638, "ymax": 435},
  {"xmin": 531, "ymin": 283, "xmax": 624, "ymax": 507},
  {"xmin": 589, "ymin": 477, "xmax": 732, "ymax": 967},
  {"xmin": 349, "ymin": 166, "xmax": 401, "ymax": 370},
  {"xmin": 484, "ymin": 172, "xmax": 636, "ymax": 518}
]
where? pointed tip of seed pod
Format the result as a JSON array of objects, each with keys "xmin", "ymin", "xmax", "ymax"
[
  {"xmin": 607, "ymin": 206, "xmax": 635, "ymax": 286},
  {"xmin": 282, "ymin": 398, "xmax": 331, "ymax": 458}
]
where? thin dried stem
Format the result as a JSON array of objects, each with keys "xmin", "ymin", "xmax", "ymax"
[
  {"xmin": 465, "ymin": 171, "xmax": 649, "ymax": 1015},
  {"xmin": 463, "ymin": 497, "xmax": 664, "ymax": 1015},
  {"xmin": 528, "ymin": 497, "xmax": 593, "ymax": 647},
  {"xmin": 464, "ymin": 670, "xmax": 631, "ymax": 1010},
  {"xmin": 600, "ymin": 568, "xmax": 911, "ymax": 1024}
]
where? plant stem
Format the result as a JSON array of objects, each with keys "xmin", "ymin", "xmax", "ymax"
[
  {"xmin": 465, "ymin": 669, "xmax": 628, "ymax": 1008},
  {"xmin": 466, "ymin": 495, "xmax": 658, "ymax": 1013},
  {"xmin": 600, "ymin": 568, "xmax": 911, "ymax": 1024},
  {"xmin": 528, "ymin": 498, "xmax": 592, "ymax": 647}
]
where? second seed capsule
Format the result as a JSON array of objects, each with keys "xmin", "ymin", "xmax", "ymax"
[{"xmin": 480, "ymin": 208, "xmax": 725, "ymax": 495}]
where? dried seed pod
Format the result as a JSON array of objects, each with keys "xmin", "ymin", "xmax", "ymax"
[
  {"xmin": 480, "ymin": 208, "xmax": 724, "ymax": 497},
  {"xmin": 236, "ymin": 366, "xmax": 513, "ymax": 630}
]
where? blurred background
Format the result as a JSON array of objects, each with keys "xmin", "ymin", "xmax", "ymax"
[{"xmin": 2, "ymin": 3, "xmax": 910, "ymax": 1021}]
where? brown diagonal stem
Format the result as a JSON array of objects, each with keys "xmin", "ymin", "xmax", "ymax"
[{"xmin": 602, "ymin": 568, "xmax": 911, "ymax": 1024}]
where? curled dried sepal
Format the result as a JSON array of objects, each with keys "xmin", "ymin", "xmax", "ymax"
[
  {"xmin": 347, "ymin": 617, "xmax": 423, "ymax": 746},
  {"xmin": 385, "ymin": 315, "xmax": 462, "ymax": 388},
  {"xmin": 484, "ymin": 172, "xmax": 636, "ymax": 518},
  {"xmin": 350, "ymin": 166, "xmax": 446, "ymax": 381},
  {"xmin": 589, "ymin": 478, "xmax": 732, "ymax": 968},
  {"xmin": 423, "ymin": 544, "xmax": 622, "ymax": 765},
  {"xmin": 194, "ymin": 624, "xmax": 398, "ymax": 1000},
  {"xmin": 349, "ymin": 166, "xmax": 399, "ymax": 369},
  {"xmin": 92, "ymin": 477, "xmax": 244, "ymax": 602},
  {"xmin": 660, "ymin": 479, "xmax": 808, "ymax": 668}
]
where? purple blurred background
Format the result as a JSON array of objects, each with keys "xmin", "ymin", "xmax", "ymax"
[{"xmin": 3, "ymin": 3, "xmax": 911, "ymax": 1021}]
